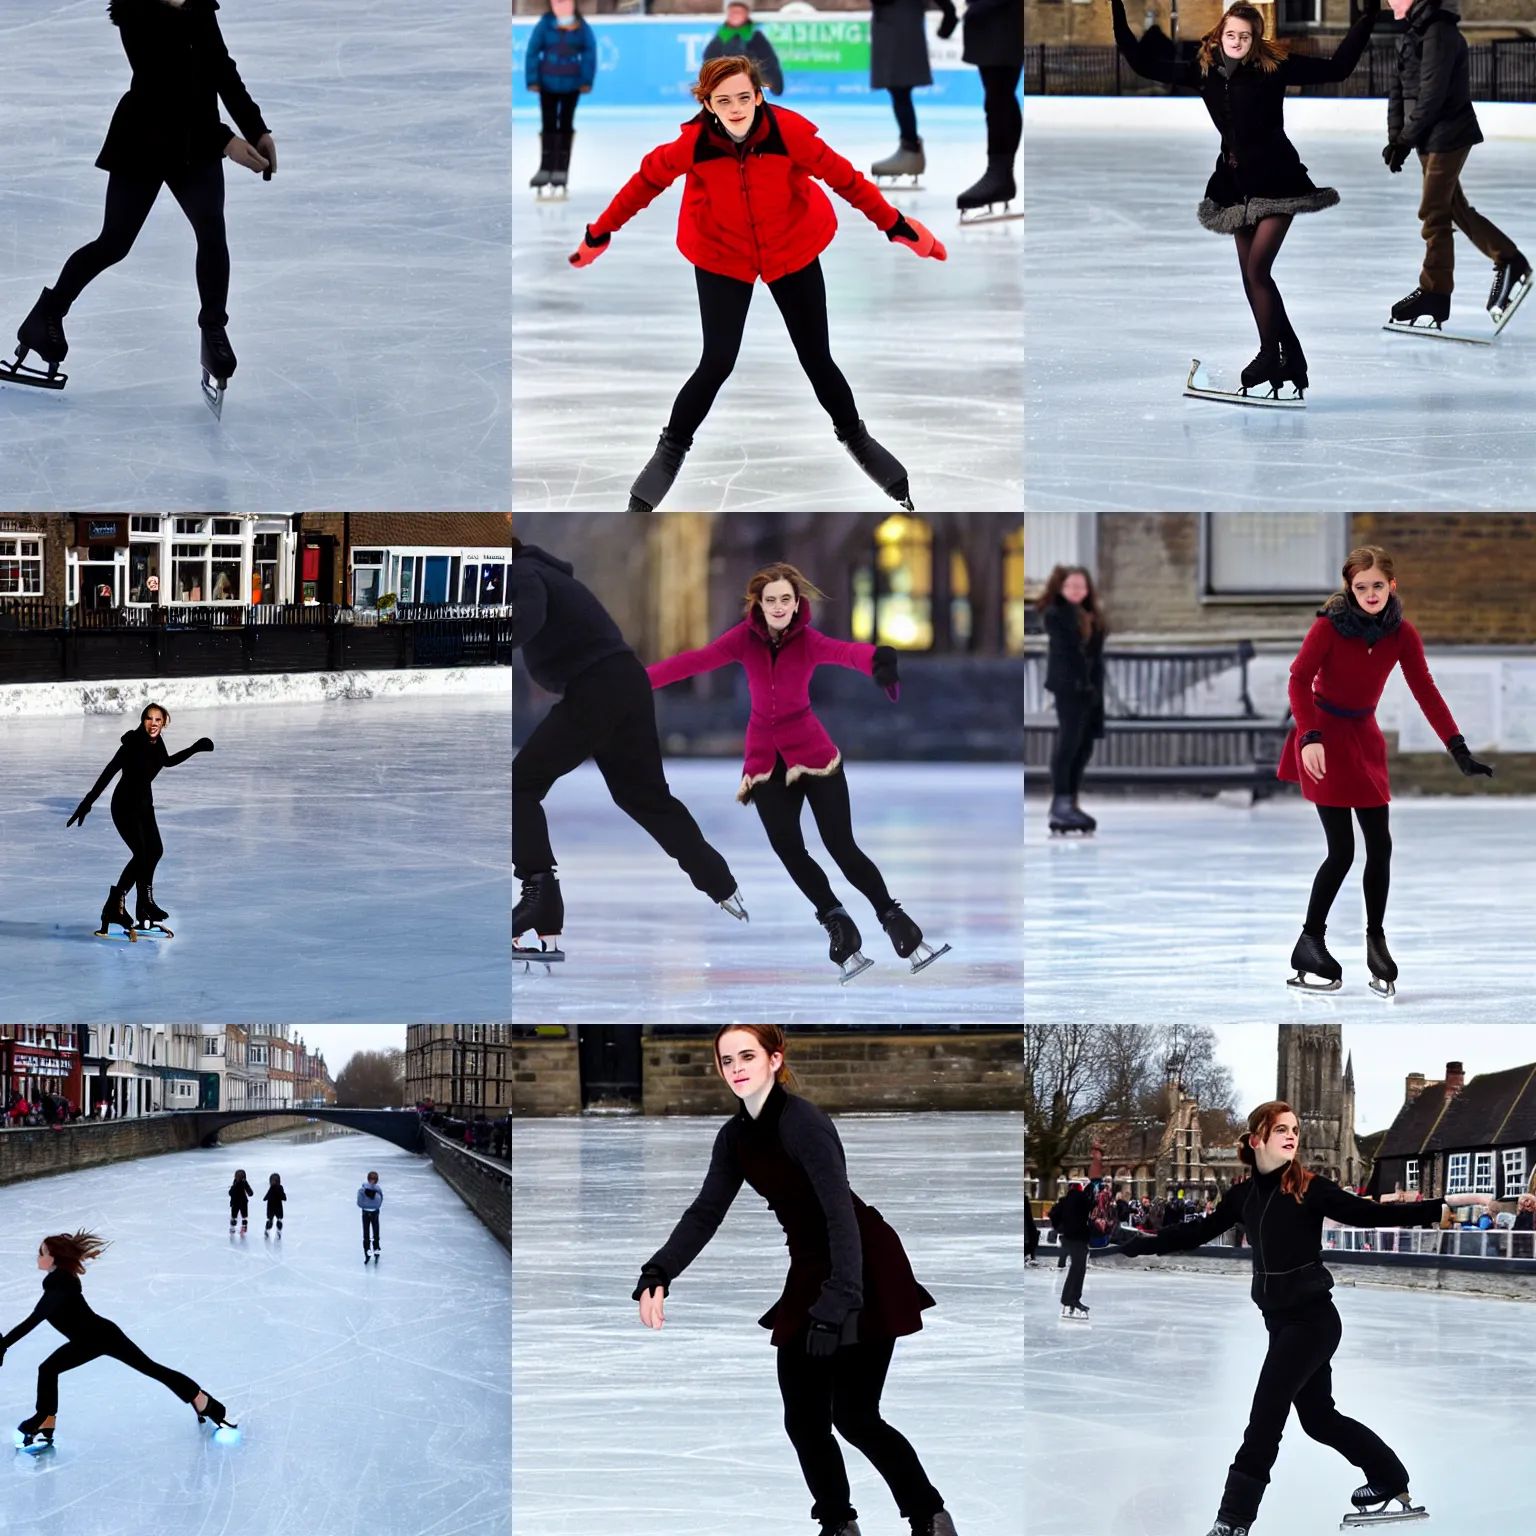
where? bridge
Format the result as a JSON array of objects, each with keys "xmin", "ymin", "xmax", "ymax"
[{"xmin": 172, "ymin": 1108, "xmax": 425, "ymax": 1154}]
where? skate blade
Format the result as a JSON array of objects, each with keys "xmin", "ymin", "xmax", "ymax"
[
  {"xmin": 0, "ymin": 353, "xmax": 67, "ymax": 390},
  {"xmin": 874, "ymin": 176, "xmax": 924, "ymax": 191},
  {"xmin": 534, "ymin": 188, "xmax": 568, "ymax": 200},
  {"xmin": 1341, "ymin": 1507, "xmax": 1426, "ymax": 1527},
  {"xmin": 134, "ymin": 926, "xmax": 173, "ymax": 939},
  {"xmin": 1287, "ymin": 973, "xmax": 1342, "ymax": 993},
  {"xmin": 1369, "ymin": 977, "xmax": 1397, "ymax": 1000},
  {"xmin": 14, "ymin": 1440, "xmax": 55, "ymax": 1455},
  {"xmin": 957, "ymin": 206, "xmax": 1022, "ymax": 225},
  {"xmin": 837, "ymin": 952, "xmax": 875, "ymax": 984},
  {"xmin": 908, "ymin": 941, "xmax": 952, "ymax": 974},
  {"xmin": 1382, "ymin": 319, "xmax": 1492, "ymax": 346},
  {"xmin": 1184, "ymin": 359, "xmax": 1305, "ymax": 408},
  {"xmin": 1491, "ymin": 274, "xmax": 1530, "ymax": 333},
  {"xmin": 515, "ymin": 943, "xmax": 565, "ymax": 964},
  {"xmin": 201, "ymin": 369, "xmax": 226, "ymax": 419},
  {"xmin": 95, "ymin": 927, "xmax": 138, "ymax": 943}
]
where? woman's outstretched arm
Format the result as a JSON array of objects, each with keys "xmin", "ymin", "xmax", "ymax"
[
  {"xmin": 68, "ymin": 745, "xmax": 128, "ymax": 824},
  {"xmin": 647, "ymin": 627, "xmax": 748, "ymax": 689},
  {"xmin": 804, "ymin": 629, "xmax": 877, "ymax": 678},
  {"xmin": 1115, "ymin": 1183, "xmax": 1244, "ymax": 1253},
  {"xmin": 1282, "ymin": 0, "xmax": 1380, "ymax": 87},
  {"xmin": 1109, "ymin": 0, "xmax": 1200, "ymax": 87},
  {"xmin": 635, "ymin": 1121, "xmax": 746, "ymax": 1311},
  {"xmin": 164, "ymin": 738, "xmax": 214, "ymax": 767}
]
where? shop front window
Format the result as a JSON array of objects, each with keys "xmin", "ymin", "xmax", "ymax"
[
  {"xmin": 461, "ymin": 563, "xmax": 479, "ymax": 603},
  {"xmin": 253, "ymin": 532, "xmax": 279, "ymax": 604},
  {"xmin": 353, "ymin": 553, "xmax": 383, "ymax": 608},
  {"xmin": 129, "ymin": 544, "xmax": 161, "ymax": 605},
  {"xmin": 397, "ymin": 556, "xmax": 416, "ymax": 604},
  {"xmin": 172, "ymin": 544, "xmax": 208, "ymax": 602},
  {"xmin": 210, "ymin": 543, "xmax": 243, "ymax": 602},
  {"xmin": 0, "ymin": 537, "xmax": 43, "ymax": 596},
  {"xmin": 480, "ymin": 563, "xmax": 505, "ymax": 604},
  {"xmin": 422, "ymin": 555, "xmax": 451, "ymax": 604}
]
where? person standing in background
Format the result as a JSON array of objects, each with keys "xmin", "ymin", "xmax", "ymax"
[{"xmin": 357, "ymin": 1172, "xmax": 383, "ymax": 1264}]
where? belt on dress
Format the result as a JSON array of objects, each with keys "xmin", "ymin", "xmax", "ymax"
[{"xmin": 1313, "ymin": 694, "xmax": 1373, "ymax": 720}]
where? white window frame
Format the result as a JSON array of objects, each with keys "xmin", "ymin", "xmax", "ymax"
[
  {"xmin": 1474, "ymin": 1152, "xmax": 1495, "ymax": 1193},
  {"xmin": 1198, "ymin": 512, "xmax": 1350, "ymax": 604},
  {"xmin": 1448, "ymin": 1153, "xmax": 1471, "ymax": 1194},
  {"xmin": 1405, "ymin": 1158, "xmax": 1420, "ymax": 1192},
  {"xmin": 1501, "ymin": 1147, "xmax": 1525, "ymax": 1197},
  {"xmin": 0, "ymin": 536, "xmax": 44, "ymax": 597}
]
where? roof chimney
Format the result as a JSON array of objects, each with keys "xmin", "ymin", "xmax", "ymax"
[
  {"xmin": 1405, "ymin": 1072, "xmax": 1426, "ymax": 1102},
  {"xmin": 1445, "ymin": 1062, "xmax": 1465, "ymax": 1098}
]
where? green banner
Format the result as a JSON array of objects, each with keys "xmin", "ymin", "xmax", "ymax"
[{"xmin": 762, "ymin": 19, "xmax": 871, "ymax": 73}]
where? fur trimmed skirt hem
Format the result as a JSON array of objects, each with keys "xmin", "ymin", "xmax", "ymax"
[{"xmin": 1198, "ymin": 188, "xmax": 1340, "ymax": 233}]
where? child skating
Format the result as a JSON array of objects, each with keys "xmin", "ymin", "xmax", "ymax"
[
  {"xmin": 67, "ymin": 702, "xmax": 214, "ymax": 943},
  {"xmin": 568, "ymin": 55, "xmax": 946, "ymax": 511},
  {"xmin": 263, "ymin": 1173, "xmax": 286, "ymax": 1236},
  {"xmin": 524, "ymin": 0, "xmax": 595, "ymax": 198},
  {"xmin": 357, "ymin": 1172, "xmax": 383, "ymax": 1263},
  {"xmin": 2, "ymin": 0, "xmax": 276, "ymax": 416},
  {"xmin": 1278, "ymin": 545, "xmax": 1492, "ymax": 997},
  {"xmin": 228, "ymin": 1170, "xmax": 253, "ymax": 1236},
  {"xmin": 646, "ymin": 561, "xmax": 949, "ymax": 982}
]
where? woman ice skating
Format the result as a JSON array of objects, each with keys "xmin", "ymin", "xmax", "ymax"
[
  {"xmin": 1110, "ymin": 0, "xmax": 1379, "ymax": 400},
  {"xmin": 1106, "ymin": 1102, "xmax": 1490, "ymax": 1533},
  {"xmin": 1277, "ymin": 545, "xmax": 1492, "ymax": 997},
  {"xmin": 568, "ymin": 56, "xmax": 947, "ymax": 513},
  {"xmin": 66, "ymin": 702, "xmax": 214, "ymax": 943},
  {"xmin": 1047, "ymin": 1181, "xmax": 1094, "ymax": 1321},
  {"xmin": 955, "ymin": 0, "xmax": 1024, "ymax": 222},
  {"xmin": 633, "ymin": 1027, "xmax": 956, "ymax": 1536},
  {"xmin": 1, "ymin": 0, "xmax": 276, "ymax": 415},
  {"xmin": 263, "ymin": 1173, "xmax": 286, "ymax": 1235},
  {"xmin": 1038, "ymin": 564, "xmax": 1106, "ymax": 837},
  {"xmin": 704, "ymin": 3, "xmax": 785, "ymax": 97},
  {"xmin": 1, "ymin": 1231, "xmax": 236, "ymax": 1451},
  {"xmin": 1383, "ymin": 0, "xmax": 1530, "ymax": 336},
  {"xmin": 524, "ymin": 0, "xmax": 596, "ymax": 197},
  {"xmin": 868, "ymin": 0, "xmax": 958, "ymax": 189},
  {"xmin": 228, "ymin": 1170, "xmax": 253, "ymax": 1235},
  {"xmin": 357, "ymin": 1172, "xmax": 383, "ymax": 1263},
  {"xmin": 647, "ymin": 562, "xmax": 950, "ymax": 982}
]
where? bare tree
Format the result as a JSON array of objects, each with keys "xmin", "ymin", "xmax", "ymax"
[
  {"xmin": 335, "ymin": 1048, "xmax": 405, "ymax": 1108},
  {"xmin": 1025, "ymin": 1024, "xmax": 1137, "ymax": 1201}
]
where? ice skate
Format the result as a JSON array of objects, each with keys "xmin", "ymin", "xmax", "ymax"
[
  {"xmin": 1340, "ymin": 1484, "xmax": 1426, "ymax": 1527},
  {"xmin": 530, "ymin": 133, "xmax": 560, "ymax": 196},
  {"xmin": 819, "ymin": 1521, "xmax": 862, "ymax": 1536},
  {"xmin": 957, "ymin": 158, "xmax": 1020, "ymax": 225},
  {"xmin": 1382, "ymin": 286, "xmax": 1493, "ymax": 344},
  {"xmin": 134, "ymin": 881, "xmax": 174, "ymax": 938},
  {"xmin": 871, "ymin": 136, "xmax": 924, "ymax": 189},
  {"xmin": 818, "ymin": 903, "xmax": 873, "ymax": 983},
  {"xmin": 1287, "ymin": 929, "xmax": 1343, "ymax": 992},
  {"xmin": 15, "ymin": 1413, "xmax": 56, "ymax": 1452},
  {"xmin": 834, "ymin": 418, "xmax": 914, "ymax": 509},
  {"xmin": 627, "ymin": 428, "xmax": 693, "ymax": 512},
  {"xmin": 1184, "ymin": 357, "xmax": 1304, "ymax": 409},
  {"xmin": 514, "ymin": 871, "xmax": 566, "ymax": 963},
  {"xmin": 1059, "ymin": 1302, "xmax": 1090, "ymax": 1323},
  {"xmin": 1201, "ymin": 1523, "xmax": 1250, "ymax": 1536},
  {"xmin": 550, "ymin": 129, "xmax": 574, "ymax": 190},
  {"xmin": 2, "ymin": 287, "xmax": 69, "ymax": 391},
  {"xmin": 1071, "ymin": 796, "xmax": 1097, "ymax": 832},
  {"xmin": 1488, "ymin": 252, "xmax": 1531, "ymax": 331},
  {"xmin": 910, "ymin": 1514, "xmax": 958, "ymax": 1536},
  {"xmin": 1048, "ymin": 794, "xmax": 1094, "ymax": 836},
  {"xmin": 200, "ymin": 324, "xmax": 237, "ymax": 419},
  {"xmin": 1365, "ymin": 928, "xmax": 1397, "ymax": 1000},
  {"xmin": 192, "ymin": 1390, "xmax": 239, "ymax": 1440},
  {"xmin": 717, "ymin": 887, "xmax": 749, "ymax": 921},
  {"xmin": 878, "ymin": 901, "xmax": 951, "ymax": 974},
  {"xmin": 94, "ymin": 885, "xmax": 138, "ymax": 942}
]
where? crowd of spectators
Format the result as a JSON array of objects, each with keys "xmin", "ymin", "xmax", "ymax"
[
  {"xmin": 415, "ymin": 1102, "xmax": 509, "ymax": 1161},
  {"xmin": 3, "ymin": 1090, "xmax": 82, "ymax": 1128}
]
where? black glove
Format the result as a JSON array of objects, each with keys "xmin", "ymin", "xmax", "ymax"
[
  {"xmin": 194, "ymin": 737, "xmax": 215, "ymax": 753},
  {"xmin": 66, "ymin": 802, "xmax": 90, "ymax": 828},
  {"xmin": 631, "ymin": 1263, "xmax": 670, "ymax": 1302},
  {"xmin": 872, "ymin": 645, "xmax": 900, "ymax": 693},
  {"xmin": 1446, "ymin": 733, "xmax": 1494, "ymax": 778},
  {"xmin": 936, "ymin": 8, "xmax": 958, "ymax": 38},
  {"xmin": 886, "ymin": 212, "xmax": 917, "ymax": 244},
  {"xmin": 806, "ymin": 1320, "xmax": 840, "ymax": 1358},
  {"xmin": 1383, "ymin": 141, "xmax": 1411, "ymax": 173}
]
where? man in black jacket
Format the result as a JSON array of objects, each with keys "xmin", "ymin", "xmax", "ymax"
[
  {"xmin": 513, "ymin": 540, "xmax": 745, "ymax": 952},
  {"xmin": 1048, "ymin": 1182, "xmax": 1094, "ymax": 1317},
  {"xmin": 1385, "ymin": 0, "xmax": 1529, "ymax": 327}
]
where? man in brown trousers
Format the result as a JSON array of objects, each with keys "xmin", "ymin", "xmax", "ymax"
[{"xmin": 1384, "ymin": 0, "xmax": 1529, "ymax": 330}]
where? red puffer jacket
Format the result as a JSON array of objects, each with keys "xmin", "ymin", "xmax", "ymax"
[{"xmin": 588, "ymin": 103, "xmax": 900, "ymax": 284}]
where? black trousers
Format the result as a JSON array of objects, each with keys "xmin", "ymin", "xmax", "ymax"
[
  {"xmin": 751, "ymin": 756, "xmax": 892, "ymax": 918},
  {"xmin": 1221, "ymin": 1297, "xmax": 1408, "ymax": 1527},
  {"xmin": 362, "ymin": 1210, "xmax": 380, "ymax": 1250},
  {"xmin": 667, "ymin": 258, "xmax": 859, "ymax": 441},
  {"xmin": 229, "ymin": 1200, "xmax": 248, "ymax": 1222},
  {"xmin": 776, "ymin": 1333, "xmax": 944, "ymax": 1526},
  {"xmin": 37, "ymin": 1319, "xmax": 198, "ymax": 1416},
  {"xmin": 980, "ymin": 64, "xmax": 1023, "ymax": 161},
  {"xmin": 513, "ymin": 652, "xmax": 735, "ymax": 901},
  {"xmin": 1305, "ymin": 804, "xmax": 1392, "ymax": 934},
  {"xmin": 1050, "ymin": 699, "xmax": 1097, "ymax": 797},
  {"xmin": 1058, "ymin": 1237, "xmax": 1088, "ymax": 1307},
  {"xmin": 887, "ymin": 85, "xmax": 918, "ymax": 140},
  {"xmin": 539, "ymin": 91, "xmax": 578, "ymax": 135},
  {"xmin": 54, "ymin": 161, "xmax": 230, "ymax": 329},
  {"xmin": 110, "ymin": 792, "xmax": 163, "ymax": 897}
]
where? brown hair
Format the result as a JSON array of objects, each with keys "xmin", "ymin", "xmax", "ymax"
[
  {"xmin": 1237, "ymin": 1102, "xmax": 1314, "ymax": 1203},
  {"xmin": 693, "ymin": 55, "xmax": 767, "ymax": 109},
  {"xmin": 742, "ymin": 562, "xmax": 828, "ymax": 623},
  {"xmin": 712, "ymin": 1026, "xmax": 798, "ymax": 1090},
  {"xmin": 140, "ymin": 701, "xmax": 170, "ymax": 725},
  {"xmin": 1197, "ymin": 5, "xmax": 1288, "ymax": 74},
  {"xmin": 42, "ymin": 1231, "xmax": 110, "ymax": 1276},
  {"xmin": 1034, "ymin": 564, "xmax": 1106, "ymax": 643},
  {"xmin": 1325, "ymin": 545, "xmax": 1396, "ymax": 615}
]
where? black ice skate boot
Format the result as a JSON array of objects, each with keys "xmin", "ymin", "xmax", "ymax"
[
  {"xmin": 909, "ymin": 1512, "xmax": 958, "ymax": 1536},
  {"xmin": 1239, "ymin": 345, "xmax": 1281, "ymax": 393},
  {"xmin": 200, "ymin": 324, "xmax": 237, "ymax": 418},
  {"xmin": 627, "ymin": 428, "xmax": 693, "ymax": 512},
  {"xmin": 135, "ymin": 881, "xmax": 173, "ymax": 938},
  {"xmin": 957, "ymin": 157, "xmax": 1017, "ymax": 219},
  {"xmin": 1390, "ymin": 287, "xmax": 1451, "ymax": 329},
  {"xmin": 1488, "ymin": 251, "xmax": 1531, "ymax": 325},
  {"xmin": 878, "ymin": 901, "xmax": 951, "ymax": 974},
  {"xmin": 834, "ymin": 419, "xmax": 914, "ymax": 509},
  {"xmin": 191, "ymin": 1390, "xmax": 238, "ymax": 1433},
  {"xmin": 1343, "ymin": 1484, "xmax": 1425, "ymax": 1526},
  {"xmin": 1048, "ymin": 794, "xmax": 1093, "ymax": 835},
  {"xmin": 1276, "ymin": 338, "xmax": 1309, "ymax": 395},
  {"xmin": 1365, "ymin": 927, "xmax": 1397, "ymax": 1000},
  {"xmin": 1070, "ymin": 795, "xmax": 1098, "ymax": 832},
  {"xmin": 871, "ymin": 136, "xmax": 924, "ymax": 186},
  {"xmin": 819, "ymin": 1520, "xmax": 862, "ymax": 1536},
  {"xmin": 1201, "ymin": 1523, "xmax": 1249, "ymax": 1536},
  {"xmin": 95, "ymin": 885, "xmax": 137, "ymax": 941},
  {"xmin": 3, "ymin": 287, "xmax": 70, "ymax": 390},
  {"xmin": 550, "ymin": 130, "xmax": 574, "ymax": 189},
  {"xmin": 530, "ymin": 135, "xmax": 554, "ymax": 190},
  {"xmin": 1287, "ymin": 928, "xmax": 1342, "ymax": 992},
  {"xmin": 514, "ymin": 870, "xmax": 565, "ymax": 962},
  {"xmin": 817, "ymin": 903, "xmax": 873, "ymax": 983},
  {"xmin": 16, "ymin": 1412, "xmax": 56, "ymax": 1451}
]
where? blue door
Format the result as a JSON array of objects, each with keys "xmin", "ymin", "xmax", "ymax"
[{"xmin": 422, "ymin": 556, "xmax": 450, "ymax": 604}]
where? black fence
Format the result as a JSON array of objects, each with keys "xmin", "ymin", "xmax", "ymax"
[{"xmin": 1026, "ymin": 37, "xmax": 1536, "ymax": 100}]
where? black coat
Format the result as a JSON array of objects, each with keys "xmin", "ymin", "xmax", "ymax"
[
  {"xmin": 703, "ymin": 26, "xmax": 785, "ymax": 96},
  {"xmin": 1112, "ymin": 0, "xmax": 1377, "ymax": 230},
  {"xmin": 1048, "ymin": 1186, "xmax": 1093, "ymax": 1241},
  {"xmin": 511, "ymin": 545, "xmax": 634, "ymax": 695},
  {"xmin": 97, "ymin": 0, "xmax": 269, "ymax": 180},
  {"xmin": 1042, "ymin": 599, "xmax": 1106, "ymax": 738},
  {"xmin": 962, "ymin": 0, "xmax": 1023, "ymax": 69},
  {"xmin": 870, "ymin": 0, "xmax": 956, "ymax": 92},
  {"xmin": 1389, "ymin": 2, "xmax": 1482, "ymax": 153},
  {"xmin": 264, "ymin": 1182, "xmax": 286, "ymax": 1213},
  {"xmin": 79, "ymin": 727, "xmax": 212, "ymax": 817}
]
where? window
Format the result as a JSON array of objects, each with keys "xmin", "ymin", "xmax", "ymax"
[
  {"xmin": 174, "ymin": 517, "xmax": 207, "ymax": 536},
  {"xmin": 1475, "ymin": 1152, "xmax": 1495, "ymax": 1193},
  {"xmin": 130, "ymin": 516, "xmax": 162, "ymax": 534},
  {"xmin": 0, "ymin": 537, "xmax": 43, "ymax": 596},
  {"xmin": 210, "ymin": 543, "xmax": 242, "ymax": 601},
  {"xmin": 253, "ymin": 532, "xmax": 280, "ymax": 605},
  {"xmin": 1280, "ymin": 0, "xmax": 1322, "ymax": 24},
  {"xmin": 172, "ymin": 543, "xmax": 208, "ymax": 602},
  {"xmin": 1502, "ymin": 1147, "xmax": 1526, "ymax": 1197},
  {"xmin": 1201, "ymin": 513, "xmax": 1347, "ymax": 600},
  {"xmin": 1405, "ymin": 1159, "xmax": 1419, "ymax": 1192},
  {"xmin": 1448, "ymin": 1153, "xmax": 1470, "ymax": 1194},
  {"xmin": 213, "ymin": 518, "xmax": 241, "ymax": 536},
  {"xmin": 479, "ymin": 562, "xmax": 505, "ymax": 604},
  {"xmin": 852, "ymin": 515, "xmax": 933, "ymax": 648},
  {"xmin": 129, "ymin": 543, "xmax": 162, "ymax": 604},
  {"xmin": 353, "ymin": 550, "xmax": 384, "ymax": 607}
]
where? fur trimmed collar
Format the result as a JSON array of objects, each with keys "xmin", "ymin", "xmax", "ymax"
[{"xmin": 1320, "ymin": 591, "xmax": 1403, "ymax": 643}]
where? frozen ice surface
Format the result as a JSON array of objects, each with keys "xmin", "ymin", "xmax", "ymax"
[
  {"xmin": 1025, "ymin": 123, "xmax": 1536, "ymax": 510},
  {"xmin": 513, "ymin": 108, "xmax": 1022, "ymax": 510},
  {"xmin": 0, "ymin": 692, "xmax": 512, "ymax": 1024},
  {"xmin": 513, "ymin": 1111, "xmax": 1023, "ymax": 1536},
  {"xmin": 1025, "ymin": 795, "xmax": 1536, "ymax": 1023},
  {"xmin": 0, "ymin": 0, "xmax": 509, "ymax": 511},
  {"xmin": 0, "ymin": 1126, "xmax": 509, "ymax": 1536},
  {"xmin": 513, "ymin": 760, "xmax": 1023, "ymax": 1023},
  {"xmin": 1026, "ymin": 1264, "xmax": 1534, "ymax": 1535}
]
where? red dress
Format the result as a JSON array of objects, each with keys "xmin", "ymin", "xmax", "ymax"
[{"xmin": 1277, "ymin": 614, "xmax": 1459, "ymax": 807}]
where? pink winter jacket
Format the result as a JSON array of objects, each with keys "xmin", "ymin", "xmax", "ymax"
[{"xmin": 646, "ymin": 603, "xmax": 877, "ymax": 802}]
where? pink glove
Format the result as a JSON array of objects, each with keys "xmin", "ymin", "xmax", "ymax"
[
  {"xmin": 568, "ymin": 226, "xmax": 611, "ymax": 268},
  {"xmin": 886, "ymin": 213, "xmax": 947, "ymax": 262}
]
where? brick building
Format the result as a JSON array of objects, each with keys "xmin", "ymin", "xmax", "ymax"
[
  {"xmin": 405, "ymin": 1025, "xmax": 513, "ymax": 1117},
  {"xmin": 0, "ymin": 1025, "xmax": 82, "ymax": 1113}
]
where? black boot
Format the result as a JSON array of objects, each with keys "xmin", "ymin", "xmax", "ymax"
[
  {"xmin": 817, "ymin": 903, "xmax": 872, "ymax": 983},
  {"xmin": 909, "ymin": 1514, "xmax": 957, "ymax": 1536},
  {"xmin": 628, "ymin": 428, "xmax": 692, "ymax": 512},
  {"xmin": 551, "ymin": 130, "xmax": 574, "ymax": 188},
  {"xmin": 514, "ymin": 871, "xmax": 565, "ymax": 959},
  {"xmin": 834, "ymin": 418, "xmax": 913, "ymax": 509},
  {"xmin": 16, "ymin": 1411, "xmax": 56, "ymax": 1448},
  {"xmin": 1239, "ymin": 346, "xmax": 1280, "ymax": 392},
  {"xmin": 878, "ymin": 901, "xmax": 951, "ymax": 973},
  {"xmin": 3, "ymin": 287, "xmax": 70, "ymax": 389},
  {"xmin": 530, "ymin": 134, "xmax": 554, "ymax": 189},
  {"xmin": 95, "ymin": 885, "xmax": 137, "ymax": 941},
  {"xmin": 1287, "ymin": 928, "xmax": 1342, "ymax": 992},
  {"xmin": 1488, "ymin": 251, "xmax": 1531, "ymax": 319},
  {"xmin": 819, "ymin": 1521, "xmax": 862, "ymax": 1536},
  {"xmin": 1276, "ymin": 339, "xmax": 1308, "ymax": 394},
  {"xmin": 957, "ymin": 157, "xmax": 1016, "ymax": 212},
  {"xmin": 1366, "ymin": 927, "xmax": 1397, "ymax": 1000},
  {"xmin": 1048, "ymin": 794, "xmax": 1093, "ymax": 835},
  {"xmin": 192, "ymin": 1390, "xmax": 238, "ymax": 1430},
  {"xmin": 135, "ymin": 881, "xmax": 173, "ymax": 937},
  {"xmin": 1390, "ymin": 287, "xmax": 1450, "ymax": 326},
  {"xmin": 200, "ymin": 323, "xmax": 237, "ymax": 416}
]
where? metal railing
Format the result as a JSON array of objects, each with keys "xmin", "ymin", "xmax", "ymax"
[
  {"xmin": 1326, "ymin": 1225, "xmax": 1536, "ymax": 1261},
  {"xmin": 0, "ymin": 600, "xmax": 509, "ymax": 631}
]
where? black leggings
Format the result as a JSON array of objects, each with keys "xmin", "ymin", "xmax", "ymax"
[
  {"xmin": 1059, "ymin": 1237, "xmax": 1088, "ymax": 1307},
  {"xmin": 751, "ymin": 757, "xmax": 892, "ymax": 919},
  {"xmin": 54, "ymin": 161, "xmax": 230, "ymax": 329},
  {"xmin": 777, "ymin": 1333, "xmax": 944, "ymax": 1526},
  {"xmin": 37, "ymin": 1319, "xmax": 199, "ymax": 1417},
  {"xmin": 887, "ymin": 86, "xmax": 918, "ymax": 141},
  {"xmin": 1050, "ymin": 700, "xmax": 1097, "ymax": 798},
  {"xmin": 980, "ymin": 64, "xmax": 1023, "ymax": 161},
  {"xmin": 1220, "ymin": 1297, "xmax": 1408, "ymax": 1527},
  {"xmin": 668, "ymin": 258, "xmax": 858, "ymax": 442},
  {"xmin": 110, "ymin": 793, "xmax": 163, "ymax": 898},
  {"xmin": 229, "ymin": 1199, "xmax": 248, "ymax": 1222},
  {"xmin": 1305, "ymin": 804, "xmax": 1391, "ymax": 935},
  {"xmin": 1234, "ymin": 214, "xmax": 1301, "ymax": 365},
  {"xmin": 362, "ymin": 1210, "xmax": 380, "ymax": 1251},
  {"xmin": 539, "ymin": 91, "xmax": 577, "ymax": 135}
]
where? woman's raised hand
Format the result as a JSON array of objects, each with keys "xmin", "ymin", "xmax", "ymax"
[
  {"xmin": 66, "ymin": 803, "xmax": 90, "ymax": 828},
  {"xmin": 193, "ymin": 738, "xmax": 215, "ymax": 753},
  {"xmin": 638, "ymin": 1287, "xmax": 666, "ymax": 1329},
  {"xmin": 1301, "ymin": 741, "xmax": 1326, "ymax": 781},
  {"xmin": 569, "ymin": 226, "xmax": 612, "ymax": 269},
  {"xmin": 225, "ymin": 137, "xmax": 271, "ymax": 175}
]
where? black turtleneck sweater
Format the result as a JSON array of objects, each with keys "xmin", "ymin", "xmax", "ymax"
[
  {"xmin": 2, "ymin": 1269, "xmax": 106, "ymax": 1349},
  {"xmin": 1128, "ymin": 1166, "xmax": 1447, "ymax": 1314},
  {"xmin": 80, "ymin": 727, "xmax": 209, "ymax": 814}
]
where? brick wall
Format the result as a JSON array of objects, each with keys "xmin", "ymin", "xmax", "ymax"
[
  {"xmin": 509, "ymin": 1039, "xmax": 582, "ymax": 1117},
  {"xmin": 303, "ymin": 514, "xmax": 512, "ymax": 550},
  {"xmin": 424, "ymin": 1127, "xmax": 510, "ymax": 1253}
]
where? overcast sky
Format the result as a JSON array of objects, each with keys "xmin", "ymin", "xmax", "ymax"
[
  {"xmin": 295, "ymin": 1025, "xmax": 409, "ymax": 1080},
  {"xmin": 1212, "ymin": 1023, "xmax": 1536, "ymax": 1133}
]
